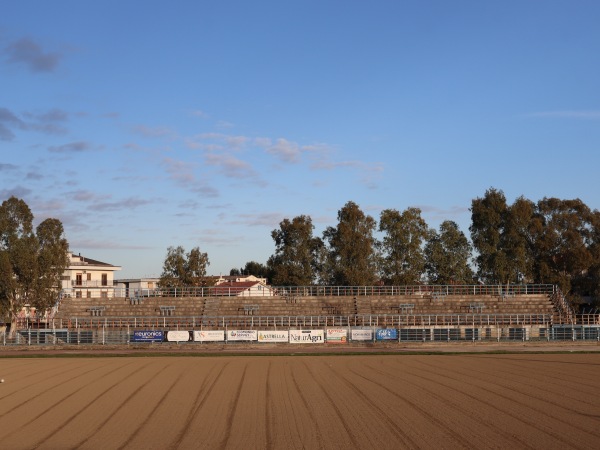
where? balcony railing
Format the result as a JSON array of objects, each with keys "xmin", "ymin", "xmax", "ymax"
[{"xmin": 71, "ymin": 280, "xmax": 110, "ymax": 288}]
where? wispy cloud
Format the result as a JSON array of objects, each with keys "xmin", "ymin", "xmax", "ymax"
[
  {"xmin": 162, "ymin": 157, "xmax": 219, "ymax": 197},
  {"xmin": 527, "ymin": 110, "xmax": 600, "ymax": 119},
  {"xmin": 190, "ymin": 110, "xmax": 209, "ymax": 119},
  {"xmin": 67, "ymin": 190, "xmax": 112, "ymax": 203},
  {"xmin": 3, "ymin": 37, "xmax": 63, "ymax": 73},
  {"xmin": 48, "ymin": 141, "xmax": 95, "ymax": 153},
  {"xmin": 263, "ymin": 138, "xmax": 301, "ymax": 163},
  {"xmin": 0, "ymin": 107, "xmax": 69, "ymax": 140},
  {"xmin": 0, "ymin": 163, "xmax": 18, "ymax": 171},
  {"xmin": 69, "ymin": 239, "xmax": 153, "ymax": 250},
  {"xmin": 0, "ymin": 107, "xmax": 25, "ymax": 140},
  {"xmin": 204, "ymin": 152, "xmax": 256, "ymax": 179},
  {"xmin": 0, "ymin": 185, "xmax": 32, "ymax": 199},
  {"xmin": 26, "ymin": 172, "xmax": 43, "ymax": 180},
  {"xmin": 131, "ymin": 124, "xmax": 176, "ymax": 139},
  {"xmin": 232, "ymin": 212, "xmax": 284, "ymax": 227},
  {"xmin": 88, "ymin": 197, "xmax": 154, "ymax": 212}
]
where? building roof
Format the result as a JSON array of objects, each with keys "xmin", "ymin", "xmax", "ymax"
[
  {"xmin": 211, "ymin": 281, "xmax": 271, "ymax": 295},
  {"xmin": 68, "ymin": 252, "xmax": 121, "ymax": 270}
]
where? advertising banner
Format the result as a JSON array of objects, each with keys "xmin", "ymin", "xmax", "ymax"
[
  {"xmin": 193, "ymin": 330, "xmax": 225, "ymax": 342},
  {"xmin": 351, "ymin": 329, "xmax": 373, "ymax": 341},
  {"xmin": 289, "ymin": 329, "xmax": 324, "ymax": 344},
  {"xmin": 257, "ymin": 330, "xmax": 289, "ymax": 343},
  {"xmin": 326, "ymin": 328, "xmax": 347, "ymax": 343},
  {"xmin": 376, "ymin": 328, "xmax": 398, "ymax": 341},
  {"xmin": 227, "ymin": 330, "xmax": 258, "ymax": 341},
  {"xmin": 132, "ymin": 330, "xmax": 164, "ymax": 342},
  {"xmin": 166, "ymin": 330, "xmax": 191, "ymax": 342}
]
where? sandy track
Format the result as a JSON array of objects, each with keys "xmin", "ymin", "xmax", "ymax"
[{"xmin": 0, "ymin": 354, "xmax": 599, "ymax": 449}]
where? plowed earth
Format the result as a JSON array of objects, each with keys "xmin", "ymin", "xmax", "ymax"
[{"xmin": 1, "ymin": 354, "xmax": 599, "ymax": 449}]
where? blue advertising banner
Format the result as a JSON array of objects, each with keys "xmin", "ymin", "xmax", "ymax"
[
  {"xmin": 375, "ymin": 328, "xmax": 398, "ymax": 341},
  {"xmin": 132, "ymin": 330, "xmax": 164, "ymax": 342}
]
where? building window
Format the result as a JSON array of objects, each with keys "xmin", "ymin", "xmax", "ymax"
[
  {"xmin": 100, "ymin": 291, "xmax": 108, "ymax": 298},
  {"xmin": 76, "ymin": 290, "xmax": 82, "ymax": 298},
  {"xmin": 87, "ymin": 291, "xmax": 92, "ymax": 298},
  {"xmin": 102, "ymin": 274, "xmax": 108, "ymax": 286},
  {"xmin": 76, "ymin": 273, "xmax": 82, "ymax": 286},
  {"xmin": 87, "ymin": 273, "xmax": 92, "ymax": 281}
]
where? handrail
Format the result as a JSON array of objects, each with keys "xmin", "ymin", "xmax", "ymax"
[
  {"xmin": 60, "ymin": 284, "xmax": 557, "ymax": 299},
  {"xmin": 41, "ymin": 313, "xmax": 554, "ymax": 330}
]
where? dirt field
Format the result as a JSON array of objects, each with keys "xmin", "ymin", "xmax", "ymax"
[{"xmin": 1, "ymin": 353, "xmax": 599, "ymax": 449}]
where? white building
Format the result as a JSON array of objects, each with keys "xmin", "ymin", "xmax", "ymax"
[
  {"xmin": 211, "ymin": 281, "xmax": 275, "ymax": 297},
  {"xmin": 113, "ymin": 277, "xmax": 160, "ymax": 298},
  {"xmin": 61, "ymin": 252, "xmax": 121, "ymax": 299}
]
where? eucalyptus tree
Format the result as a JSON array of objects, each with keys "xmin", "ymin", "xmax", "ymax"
[
  {"xmin": 379, "ymin": 207, "xmax": 429, "ymax": 285},
  {"xmin": 531, "ymin": 198, "xmax": 594, "ymax": 294},
  {"xmin": 502, "ymin": 196, "xmax": 536, "ymax": 283},
  {"xmin": 323, "ymin": 201, "xmax": 378, "ymax": 286},
  {"xmin": 585, "ymin": 210, "xmax": 600, "ymax": 299},
  {"xmin": 35, "ymin": 218, "xmax": 69, "ymax": 310},
  {"xmin": 159, "ymin": 245, "xmax": 209, "ymax": 288},
  {"xmin": 0, "ymin": 196, "xmax": 68, "ymax": 330},
  {"xmin": 470, "ymin": 188, "xmax": 510, "ymax": 283},
  {"xmin": 425, "ymin": 220, "xmax": 474, "ymax": 284},
  {"xmin": 267, "ymin": 215, "xmax": 322, "ymax": 285},
  {"xmin": 240, "ymin": 261, "xmax": 271, "ymax": 281}
]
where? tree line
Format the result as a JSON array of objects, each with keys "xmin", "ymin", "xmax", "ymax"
[
  {"xmin": 0, "ymin": 197, "xmax": 69, "ymax": 329},
  {"xmin": 2, "ymin": 187, "xmax": 599, "ymax": 328},
  {"xmin": 219, "ymin": 188, "xmax": 600, "ymax": 304}
]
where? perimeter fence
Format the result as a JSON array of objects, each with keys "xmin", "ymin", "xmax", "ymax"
[{"xmin": 2, "ymin": 323, "xmax": 599, "ymax": 346}]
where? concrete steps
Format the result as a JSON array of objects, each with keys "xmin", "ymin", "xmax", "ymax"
[{"xmin": 55, "ymin": 293, "xmax": 558, "ymax": 321}]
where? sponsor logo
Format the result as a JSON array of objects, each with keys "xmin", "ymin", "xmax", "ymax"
[{"xmin": 376, "ymin": 328, "xmax": 398, "ymax": 340}]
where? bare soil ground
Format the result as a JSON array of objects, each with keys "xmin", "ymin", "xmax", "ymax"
[{"xmin": 1, "ymin": 350, "xmax": 599, "ymax": 449}]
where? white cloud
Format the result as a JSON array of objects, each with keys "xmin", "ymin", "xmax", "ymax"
[
  {"xmin": 162, "ymin": 157, "xmax": 219, "ymax": 197},
  {"xmin": 204, "ymin": 152, "xmax": 255, "ymax": 178},
  {"xmin": 264, "ymin": 138, "xmax": 301, "ymax": 163}
]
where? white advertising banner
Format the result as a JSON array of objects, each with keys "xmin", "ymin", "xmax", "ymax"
[
  {"xmin": 193, "ymin": 330, "xmax": 225, "ymax": 342},
  {"xmin": 351, "ymin": 329, "xmax": 373, "ymax": 341},
  {"xmin": 257, "ymin": 330, "xmax": 289, "ymax": 343},
  {"xmin": 326, "ymin": 328, "xmax": 347, "ymax": 343},
  {"xmin": 289, "ymin": 329, "xmax": 324, "ymax": 344},
  {"xmin": 227, "ymin": 330, "xmax": 258, "ymax": 341},
  {"xmin": 166, "ymin": 330, "xmax": 191, "ymax": 342}
]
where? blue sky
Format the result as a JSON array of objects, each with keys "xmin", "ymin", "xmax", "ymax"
[{"xmin": 2, "ymin": 1, "xmax": 599, "ymax": 279}]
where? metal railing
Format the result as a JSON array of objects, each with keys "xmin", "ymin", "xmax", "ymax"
[
  {"xmin": 3, "ymin": 323, "xmax": 599, "ymax": 346},
  {"xmin": 36, "ymin": 313, "xmax": 553, "ymax": 330},
  {"xmin": 60, "ymin": 284, "xmax": 557, "ymax": 299}
]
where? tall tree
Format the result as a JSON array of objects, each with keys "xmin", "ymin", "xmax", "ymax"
[
  {"xmin": 241, "ymin": 261, "xmax": 272, "ymax": 281},
  {"xmin": 267, "ymin": 215, "xmax": 321, "ymax": 285},
  {"xmin": 35, "ymin": 218, "xmax": 69, "ymax": 311},
  {"xmin": 0, "ymin": 197, "xmax": 68, "ymax": 331},
  {"xmin": 585, "ymin": 210, "xmax": 600, "ymax": 300},
  {"xmin": 502, "ymin": 196, "xmax": 536, "ymax": 283},
  {"xmin": 470, "ymin": 188, "xmax": 509, "ymax": 283},
  {"xmin": 425, "ymin": 220, "xmax": 474, "ymax": 284},
  {"xmin": 186, "ymin": 246, "xmax": 210, "ymax": 286},
  {"xmin": 159, "ymin": 245, "xmax": 210, "ymax": 288},
  {"xmin": 531, "ymin": 198, "xmax": 594, "ymax": 294},
  {"xmin": 379, "ymin": 207, "xmax": 430, "ymax": 285},
  {"xmin": 323, "ymin": 201, "xmax": 378, "ymax": 286}
]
